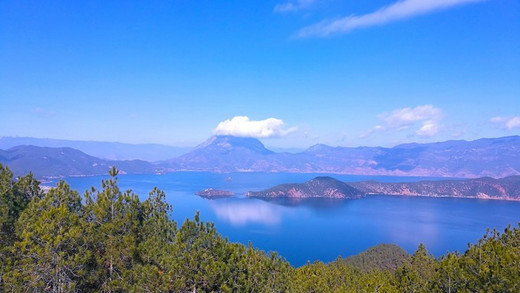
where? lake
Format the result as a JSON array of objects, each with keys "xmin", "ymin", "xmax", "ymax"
[{"xmin": 48, "ymin": 172, "xmax": 520, "ymax": 267}]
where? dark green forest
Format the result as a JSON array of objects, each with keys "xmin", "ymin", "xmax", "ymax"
[{"xmin": 1, "ymin": 164, "xmax": 519, "ymax": 292}]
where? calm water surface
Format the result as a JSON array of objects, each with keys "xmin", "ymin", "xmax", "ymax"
[{"xmin": 51, "ymin": 172, "xmax": 520, "ymax": 266}]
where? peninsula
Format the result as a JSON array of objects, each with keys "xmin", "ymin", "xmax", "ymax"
[
  {"xmin": 247, "ymin": 176, "xmax": 520, "ymax": 201},
  {"xmin": 246, "ymin": 177, "xmax": 364, "ymax": 199}
]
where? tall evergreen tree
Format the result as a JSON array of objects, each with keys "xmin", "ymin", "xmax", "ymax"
[
  {"xmin": 83, "ymin": 166, "xmax": 141, "ymax": 291},
  {"xmin": 0, "ymin": 165, "xmax": 41, "ymax": 249},
  {"xmin": 431, "ymin": 252, "xmax": 462, "ymax": 293},
  {"xmin": 4, "ymin": 181, "xmax": 88, "ymax": 292},
  {"xmin": 168, "ymin": 212, "xmax": 232, "ymax": 292},
  {"xmin": 129, "ymin": 187, "xmax": 177, "ymax": 292},
  {"xmin": 393, "ymin": 243, "xmax": 437, "ymax": 292},
  {"xmin": 0, "ymin": 164, "xmax": 42, "ymax": 290}
]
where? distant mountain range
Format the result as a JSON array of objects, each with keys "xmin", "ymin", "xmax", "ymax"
[
  {"xmin": 0, "ymin": 137, "xmax": 192, "ymax": 161},
  {"xmin": 166, "ymin": 135, "xmax": 520, "ymax": 178},
  {"xmin": 247, "ymin": 176, "xmax": 520, "ymax": 201},
  {"xmin": 1, "ymin": 135, "xmax": 519, "ymax": 179},
  {"xmin": 0, "ymin": 145, "xmax": 157, "ymax": 178}
]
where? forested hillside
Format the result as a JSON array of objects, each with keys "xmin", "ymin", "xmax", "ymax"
[{"xmin": 1, "ymin": 163, "xmax": 519, "ymax": 292}]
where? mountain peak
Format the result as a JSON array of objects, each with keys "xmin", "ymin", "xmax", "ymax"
[{"xmin": 196, "ymin": 135, "xmax": 274, "ymax": 154}]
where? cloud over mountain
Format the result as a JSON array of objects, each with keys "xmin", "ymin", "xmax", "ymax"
[{"xmin": 213, "ymin": 116, "xmax": 296, "ymax": 138}]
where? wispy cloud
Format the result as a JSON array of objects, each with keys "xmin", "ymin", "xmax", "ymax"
[
  {"xmin": 274, "ymin": 0, "xmax": 318, "ymax": 13},
  {"xmin": 296, "ymin": 0, "xmax": 484, "ymax": 38},
  {"xmin": 490, "ymin": 116, "xmax": 520, "ymax": 130},
  {"xmin": 213, "ymin": 116, "xmax": 297, "ymax": 138},
  {"xmin": 362, "ymin": 105, "xmax": 443, "ymax": 138},
  {"xmin": 380, "ymin": 104, "xmax": 442, "ymax": 128}
]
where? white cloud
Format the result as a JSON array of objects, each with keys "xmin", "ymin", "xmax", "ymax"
[
  {"xmin": 296, "ymin": 0, "xmax": 484, "ymax": 38},
  {"xmin": 213, "ymin": 116, "xmax": 296, "ymax": 138},
  {"xmin": 362, "ymin": 105, "xmax": 443, "ymax": 138},
  {"xmin": 274, "ymin": 0, "xmax": 318, "ymax": 13},
  {"xmin": 490, "ymin": 116, "xmax": 520, "ymax": 130},
  {"xmin": 380, "ymin": 104, "xmax": 442, "ymax": 128},
  {"xmin": 507, "ymin": 117, "xmax": 520, "ymax": 129},
  {"xmin": 416, "ymin": 120, "xmax": 439, "ymax": 137}
]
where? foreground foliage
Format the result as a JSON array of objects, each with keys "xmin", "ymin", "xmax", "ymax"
[{"xmin": 0, "ymin": 164, "xmax": 518, "ymax": 292}]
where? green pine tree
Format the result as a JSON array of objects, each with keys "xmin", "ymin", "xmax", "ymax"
[
  {"xmin": 4, "ymin": 180, "xmax": 89, "ymax": 292},
  {"xmin": 83, "ymin": 166, "xmax": 141, "ymax": 291}
]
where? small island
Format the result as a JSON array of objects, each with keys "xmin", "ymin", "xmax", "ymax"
[{"xmin": 195, "ymin": 188, "xmax": 235, "ymax": 199}]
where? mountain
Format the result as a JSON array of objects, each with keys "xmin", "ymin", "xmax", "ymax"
[
  {"xmin": 0, "ymin": 145, "xmax": 158, "ymax": 178},
  {"xmin": 0, "ymin": 136, "xmax": 192, "ymax": 161},
  {"xmin": 166, "ymin": 135, "xmax": 282, "ymax": 172},
  {"xmin": 299, "ymin": 136, "xmax": 520, "ymax": 178},
  {"xmin": 165, "ymin": 135, "xmax": 520, "ymax": 178},
  {"xmin": 246, "ymin": 177, "xmax": 365, "ymax": 199},
  {"xmin": 351, "ymin": 176, "xmax": 520, "ymax": 200},
  {"xmin": 371, "ymin": 136, "xmax": 520, "ymax": 178}
]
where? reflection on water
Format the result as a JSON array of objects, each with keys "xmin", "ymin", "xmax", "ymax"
[
  {"xmin": 211, "ymin": 199, "xmax": 282, "ymax": 226},
  {"xmin": 256, "ymin": 197, "xmax": 353, "ymax": 211}
]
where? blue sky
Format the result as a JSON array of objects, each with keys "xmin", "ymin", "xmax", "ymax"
[{"xmin": 1, "ymin": 0, "xmax": 519, "ymax": 148}]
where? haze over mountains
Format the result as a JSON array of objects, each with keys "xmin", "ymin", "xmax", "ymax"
[
  {"xmin": 0, "ymin": 137, "xmax": 192, "ymax": 161},
  {"xmin": 1, "ymin": 135, "xmax": 519, "ymax": 179}
]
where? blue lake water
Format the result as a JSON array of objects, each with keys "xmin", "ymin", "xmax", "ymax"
[{"xmin": 49, "ymin": 172, "xmax": 520, "ymax": 267}]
